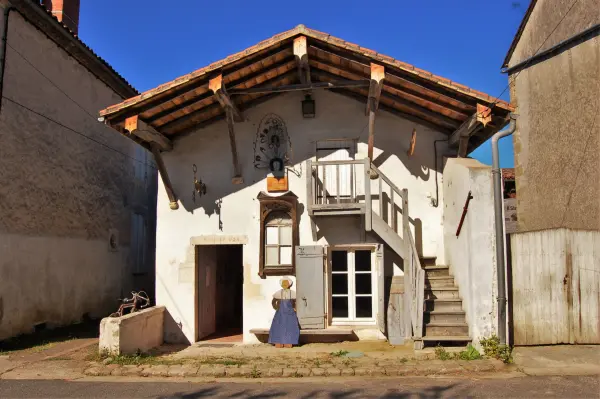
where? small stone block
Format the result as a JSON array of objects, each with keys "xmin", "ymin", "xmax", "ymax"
[
  {"xmin": 462, "ymin": 361, "xmax": 496, "ymax": 372},
  {"xmin": 143, "ymin": 365, "xmax": 169, "ymax": 377},
  {"xmin": 311, "ymin": 368, "xmax": 325, "ymax": 376},
  {"xmin": 197, "ymin": 366, "xmax": 225, "ymax": 377},
  {"xmin": 225, "ymin": 367, "xmax": 251, "ymax": 377},
  {"xmin": 386, "ymin": 366, "xmax": 415, "ymax": 376},
  {"xmin": 296, "ymin": 368, "xmax": 311, "ymax": 377},
  {"xmin": 325, "ymin": 367, "xmax": 341, "ymax": 376},
  {"xmin": 282, "ymin": 368, "xmax": 297, "ymax": 377},
  {"xmin": 353, "ymin": 367, "xmax": 371, "ymax": 376},
  {"xmin": 265, "ymin": 368, "xmax": 283, "ymax": 377},
  {"xmin": 168, "ymin": 365, "xmax": 198, "ymax": 377},
  {"xmin": 85, "ymin": 367, "xmax": 104, "ymax": 376},
  {"xmin": 121, "ymin": 365, "xmax": 142, "ymax": 377},
  {"xmin": 341, "ymin": 368, "xmax": 355, "ymax": 376}
]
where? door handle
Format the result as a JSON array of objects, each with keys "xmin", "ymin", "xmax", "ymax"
[{"xmin": 302, "ymin": 297, "xmax": 307, "ymax": 306}]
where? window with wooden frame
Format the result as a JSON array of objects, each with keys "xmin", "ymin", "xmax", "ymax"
[{"xmin": 258, "ymin": 192, "xmax": 299, "ymax": 278}]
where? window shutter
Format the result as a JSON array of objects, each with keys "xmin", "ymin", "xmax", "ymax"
[{"xmin": 295, "ymin": 245, "xmax": 326, "ymax": 329}]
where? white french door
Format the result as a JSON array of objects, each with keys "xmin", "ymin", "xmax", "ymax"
[{"xmin": 330, "ymin": 249, "xmax": 377, "ymax": 324}]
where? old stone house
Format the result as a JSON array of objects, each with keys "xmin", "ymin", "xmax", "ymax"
[
  {"xmin": 504, "ymin": 0, "xmax": 600, "ymax": 345},
  {"xmin": 99, "ymin": 25, "xmax": 514, "ymax": 348},
  {"xmin": 0, "ymin": 0, "xmax": 156, "ymax": 340}
]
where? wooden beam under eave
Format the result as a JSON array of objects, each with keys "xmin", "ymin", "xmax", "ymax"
[
  {"xmin": 367, "ymin": 63, "xmax": 385, "ymax": 161},
  {"xmin": 449, "ymin": 104, "xmax": 492, "ymax": 157},
  {"xmin": 150, "ymin": 143, "xmax": 179, "ymax": 210},
  {"xmin": 293, "ymin": 36, "xmax": 311, "ymax": 86},
  {"xmin": 209, "ymin": 74, "xmax": 244, "ymax": 184},
  {"xmin": 209, "ymin": 74, "xmax": 244, "ymax": 123},
  {"xmin": 124, "ymin": 115, "xmax": 172, "ymax": 151}
]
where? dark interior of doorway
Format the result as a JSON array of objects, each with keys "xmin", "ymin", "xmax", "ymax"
[{"xmin": 201, "ymin": 244, "xmax": 243, "ymax": 342}]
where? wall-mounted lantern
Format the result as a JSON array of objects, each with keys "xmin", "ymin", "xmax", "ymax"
[{"xmin": 302, "ymin": 95, "xmax": 315, "ymax": 118}]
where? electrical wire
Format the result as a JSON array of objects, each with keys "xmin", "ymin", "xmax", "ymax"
[
  {"xmin": 2, "ymin": 96, "xmax": 156, "ymax": 169},
  {"xmin": 486, "ymin": 0, "xmax": 582, "ymax": 110},
  {"xmin": 2, "ymin": 42, "xmax": 156, "ymax": 169}
]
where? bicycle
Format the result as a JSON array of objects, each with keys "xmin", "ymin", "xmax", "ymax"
[{"xmin": 109, "ymin": 291, "xmax": 150, "ymax": 317}]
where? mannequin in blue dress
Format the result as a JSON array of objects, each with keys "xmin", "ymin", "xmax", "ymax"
[{"xmin": 269, "ymin": 277, "xmax": 300, "ymax": 348}]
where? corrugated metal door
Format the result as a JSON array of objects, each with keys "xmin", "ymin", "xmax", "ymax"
[{"xmin": 296, "ymin": 245, "xmax": 326, "ymax": 329}]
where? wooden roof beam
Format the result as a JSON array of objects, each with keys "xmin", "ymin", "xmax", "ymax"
[
  {"xmin": 209, "ymin": 75, "xmax": 244, "ymax": 123},
  {"xmin": 293, "ymin": 36, "xmax": 311, "ymax": 86},
  {"xmin": 449, "ymin": 104, "xmax": 492, "ymax": 157},
  {"xmin": 150, "ymin": 143, "xmax": 179, "ymax": 210},
  {"xmin": 366, "ymin": 63, "xmax": 385, "ymax": 115},
  {"xmin": 366, "ymin": 64, "xmax": 384, "ymax": 161},
  {"xmin": 124, "ymin": 115, "xmax": 172, "ymax": 151},
  {"xmin": 209, "ymin": 74, "xmax": 243, "ymax": 184}
]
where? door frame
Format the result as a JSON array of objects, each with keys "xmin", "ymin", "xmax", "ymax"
[
  {"xmin": 326, "ymin": 244, "xmax": 379, "ymax": 326},
  {"xmin": 192, "ymin": 235, "xmax": 247, "ymax": 342}
]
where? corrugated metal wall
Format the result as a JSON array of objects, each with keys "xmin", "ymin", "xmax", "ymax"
[{"xmin": 511, "ymin": 229, "xmax": 600, "ymax": 345}]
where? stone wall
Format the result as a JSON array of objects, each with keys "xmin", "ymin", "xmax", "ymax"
[
  {"xmin": 508, "ymin": 0, "xmax": 600, "ymax": 232},
  {"xmin": 0, "ymin": 6, "xmax": 157, "ymax": 339}
]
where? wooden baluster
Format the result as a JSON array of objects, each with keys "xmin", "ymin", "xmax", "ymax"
[
  {"xmin": 336, "ymin": 164, "xmax": 341, "ymax": 204},
  {"xmin": 378, "ymin": 177, "xmax": 383, "ymax": 218},
  {"xmin": 391, "ymin": 190, "xmax": 395, "ymax": 232}
]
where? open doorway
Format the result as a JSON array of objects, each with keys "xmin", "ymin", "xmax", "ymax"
[{"xmin": 196, "ymin": 244, "xmax": 243, "ymax": 343}]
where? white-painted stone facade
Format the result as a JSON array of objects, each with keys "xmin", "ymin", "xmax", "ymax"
[{"xmin": 156, "ymin": 89, "xmax": 454, "ymax": 344}]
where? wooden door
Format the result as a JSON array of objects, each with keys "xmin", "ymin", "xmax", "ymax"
[
  {"xmin": 296, "ymin": 245, "xmax": 326, "ymax": 329},
  {"xmin": 196, "ymin": 245, "xmax": 217, "ymax": 341}
]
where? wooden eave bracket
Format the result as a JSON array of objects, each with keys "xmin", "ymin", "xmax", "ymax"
[
  {"xmin": 293, "ymin": 36, "xmax": 311, "ymax": 86},
  {"xmin": 449, "ymin": 104, "xmax": 492, "ymax": 157},
  {"xmin": 150, "ymin": 143, "xmax": 179, "ymax": 210},
  {"xmin": 209, "ymin": 74, "xmax": 244, "ymax": 184},
  {"xmin": 124, "ymin": 115, "xmax": 172, "ymax": 151},
  {"xmin": 367, "ymin": 63, "xmax": 385, "ymax": 162}
]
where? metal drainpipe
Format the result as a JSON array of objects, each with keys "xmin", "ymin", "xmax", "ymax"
[
  {"xmin": 491, "ymin": 113, "xmax": 517, "ymax": 345},
  {"xmin": 0, "ymin": 5, "xmax": 16, "ymax": 115}
]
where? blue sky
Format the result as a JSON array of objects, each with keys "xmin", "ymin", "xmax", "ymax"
[{"xmin": 79, "ymin": 0, "xmax": 527, "ymax": 167}]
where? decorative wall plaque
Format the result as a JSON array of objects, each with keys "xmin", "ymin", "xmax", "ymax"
[{"xmin": 253, "ymin": 114, "xmax": 292, "ymax": 172}]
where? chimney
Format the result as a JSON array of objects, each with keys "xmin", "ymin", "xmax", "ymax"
[{"xmin": 41, "ymin": 0, "xmax": 81, "ymax": 35}]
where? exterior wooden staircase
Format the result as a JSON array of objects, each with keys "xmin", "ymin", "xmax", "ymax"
[{"xmin": 307, "ymin": 158, "xmax": 472, "ymax": 348}]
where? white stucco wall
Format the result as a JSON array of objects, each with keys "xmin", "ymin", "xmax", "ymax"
[
  {"xmin": 442, "ymin": 158, "xmax": 498, "ymax": 347},
  {"xmin": 156, "ymin": 89, "xmax": 449, "ymax": 344}
]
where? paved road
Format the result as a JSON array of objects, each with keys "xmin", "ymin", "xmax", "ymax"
[{"xmin": 0, "ymin": 376, "xmax": 598, "ymax": 398}]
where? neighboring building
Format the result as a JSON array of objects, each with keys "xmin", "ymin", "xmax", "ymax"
[
  {"xmin": 99, "ymin": 25, "xmax": 513, "ymax": 347},
  {"xmin": 0, "ymin": 0, "xmax": 157, "ymax": 340},
  {"xmin": 503, "ymin": 0, "xmax": 600, "ymax": 345}
]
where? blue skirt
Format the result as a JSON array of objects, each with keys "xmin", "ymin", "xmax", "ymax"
[{"xmin": 268, "ymin": 299, "xmax": 300, "ymax": 345}]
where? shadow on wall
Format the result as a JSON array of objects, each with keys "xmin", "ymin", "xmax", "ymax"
[{"xmin": 166, "ymin": 92, "xmax": 445, "ymax": 218}]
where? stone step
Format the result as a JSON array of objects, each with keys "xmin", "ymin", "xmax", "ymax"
[
  {"xmin": 421, "ymin": 336, "xmax": 472, "ymax": 346},
  {"xmin": 423, "ymin": 265, "xmax": 450, "ymax": 277},
  {"xmin": 424, "ymin": 311, "xmax": 466, "ymax": 324},
  {"xmin": 425, "ymin": 276, "xmax": 456, "ymax": 288},
  {"xmin": 424, "ymin": 299, "xmax": 463, "ymax": 312},
  {"xmin": 425, "ymin": 287, "xmax": 460, "ymax": 299},
  {"xmin": 425, "ymin": 322, "xmax": 469, "ymax": 336},
  {"xmin": 420, "ymin": 256, "xmax": 437, "ymax": 267}
]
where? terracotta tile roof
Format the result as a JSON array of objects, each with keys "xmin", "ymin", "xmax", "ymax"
[
  {"xmin": 502, "ymin": 168, "xmax": 516, "ymax": 180},
  {"xmin": 101, "ymin": 24, "xmax": 513, "ymax": 117}
]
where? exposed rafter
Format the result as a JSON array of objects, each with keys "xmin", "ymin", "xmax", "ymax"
[
  {"xmin": 449, "ymin": 104, "xmax": 492, "ymax": 157},
  {"xmin": 367, "ymin": 63, "xmax": 385, "ymax": 161},
  {"xmin": 228, "ymin": 79, "xmax": 370, "ymax": 95},
  {"xmin": 209, "ymin": 74, "xmax": 243, "ymax": 183},
  {"xmin": 124, "ymin": 115, "xmax": 172, "ymax": 151},
  {"xmin": 150, "ymin": 143, "xmax": 179, "ymax": 210},
  {"xmin": 293, "ymin": 36, "xmax": 311, "ymax": 86}
]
